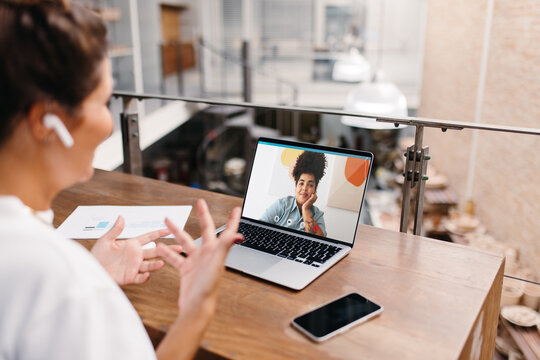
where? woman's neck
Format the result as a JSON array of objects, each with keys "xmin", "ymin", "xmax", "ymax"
[{"xmin": 0, "ymin": 145, "xmax": 56, "ymax": 211}]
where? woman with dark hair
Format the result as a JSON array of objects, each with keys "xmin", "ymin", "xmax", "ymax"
[
  {"xmin": 0, "ymin": 1, "xmax": 242, "ymax": 359},
  {"xmin": 260, "ymin": 151, "xmax": 327, "ymax": 236}
]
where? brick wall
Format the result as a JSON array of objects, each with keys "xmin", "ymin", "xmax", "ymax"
[{"xmin": 419, "ymin": 0, "xmax": 540, "ymax": 278}]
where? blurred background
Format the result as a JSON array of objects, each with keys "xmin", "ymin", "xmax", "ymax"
[{"xmin": 78, "ymin": 0, "xmax": 539, "ymax": 323}]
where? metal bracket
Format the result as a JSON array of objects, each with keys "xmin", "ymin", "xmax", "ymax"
[
  {"xmin": 120, "ymin": 97, "xmax": 143, "ymax": 176},
  {"xmin": 413, "ymin": 146, "xmax": 429, "ymax": 235},
  {"xmin": 399, "ymin": 126, "xmax": 430, "ymax": 235}
]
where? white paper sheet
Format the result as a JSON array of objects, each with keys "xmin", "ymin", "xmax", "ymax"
[{"xmin": 56, "ymin": 205, "xmax": 192, "ymax": 239}]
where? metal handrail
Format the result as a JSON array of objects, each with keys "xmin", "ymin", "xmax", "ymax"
[
  {"xmin": 113, "ymin": 91, "xmax": 540, "ymax": 136},
  {"xmin": 113, "ymin": 90, "xmax": 540, "ymax": 236}
]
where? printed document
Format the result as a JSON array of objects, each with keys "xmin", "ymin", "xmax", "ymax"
[{"xmin": 56, "ymin": 205, "xmax": 191, "ymax": 239}]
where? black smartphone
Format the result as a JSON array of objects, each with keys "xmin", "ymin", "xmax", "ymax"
[{"xmin": 291, "ymin": 292, "xmax": 383, "ymax": 342}]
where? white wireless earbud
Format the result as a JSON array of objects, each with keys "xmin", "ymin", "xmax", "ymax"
[{"xmin": 43, "ymin": 113, "xmax": 74, "ymax": 148}]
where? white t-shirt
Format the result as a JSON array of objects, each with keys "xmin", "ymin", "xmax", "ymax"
[{"xmin": 0, "ymin": 196, "xmax": 156, "ymax": 359}]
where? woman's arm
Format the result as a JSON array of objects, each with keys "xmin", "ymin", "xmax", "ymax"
[
  {"xmin": 301, "ymin": 194, "xmax": 325, "ymax": 236},
  {"xmin": 155, "ymin": 302, "xmax": 214, "ymax": 360},
  {"xmin": 155, "ymin": 199, "xmax": 243, "ymax": 360}
]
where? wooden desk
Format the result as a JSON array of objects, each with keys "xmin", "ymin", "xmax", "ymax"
[{"xmin": 52, "ymin": 170, "xmax": 504, "ymax": 359}]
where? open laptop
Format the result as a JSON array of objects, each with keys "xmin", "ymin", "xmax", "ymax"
[{"xmin": 211, "ymin": 137, "xmax": 373, "ymax": 290}]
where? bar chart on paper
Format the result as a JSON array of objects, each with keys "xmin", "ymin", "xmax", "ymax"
[{"xmin": 56, "ymin": 205, "xmax": 192, "ymax": 239}]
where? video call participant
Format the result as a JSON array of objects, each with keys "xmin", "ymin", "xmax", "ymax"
[
  {"xmin": 0, "ymin": 1, "xmax": 242, "ymax": 359},
  {"xmin": 260, "ymin": 151, "xmax": 327, "ymax": 236}
]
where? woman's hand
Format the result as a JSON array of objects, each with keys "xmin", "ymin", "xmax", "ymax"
[
  {"xmin": 302, "ymin": 192, "xmax": 318, "ymax": 213},
  {"xmin": 91, "ymin": 216, "xmax": 176, "ymax": 285},
  {"xmin": 156, "ymin": 199, "xmax": 243, "ymax": 316}
]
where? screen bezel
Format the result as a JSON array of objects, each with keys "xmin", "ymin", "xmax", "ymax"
[
  {"xmin": 291, "ymin": 292, "xmax": 383, "ymax": 342},
  {"xmin": 241, "ymin": 137, "xmax": 373, "ymax": 247}
]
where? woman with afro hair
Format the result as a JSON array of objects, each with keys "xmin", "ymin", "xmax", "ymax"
[{"xmin": 260, "ymin": 151, "xmax": 327, "ymax": 236}]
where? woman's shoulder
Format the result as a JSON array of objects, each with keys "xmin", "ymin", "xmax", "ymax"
[{"xmin": 282, "ymin": 196, "xmax": 295, "ymax": 203}]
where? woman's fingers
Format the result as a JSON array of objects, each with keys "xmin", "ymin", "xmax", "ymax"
[
  {"xmin": 140, "ymin": 259, "xmax": 165, "ymax": 272},
  {"xmin": 165, "ymin": 217, "xmax": 197, "ymax": 255},
  {"xmin": 156, "ymin": 242, "xmax": 185, "ymax": 271},
  {"xmin": 143, "ymin": 244, "xmax": 182, "ymax": 259},
  {"xmin": 197, "ymin": 199, "xmax": 217, "ymax": 243},
  {"xmin": 233, "ymin": 233, "xmax": 245, "ymax": 244},
  {"xmin": 132, "ymin": 272, "xmax": 150, "ymax": 284},
  {"xmin": 167, "ymin": 244, "xmax": 184, "ymax": 253},
  {"xmin": 219, "ymin": 207, "xmax": 242, "ymax": 247},
  {"xmin": 136, "ymin": 228, "xmax": 171, "ymax": 246},
  {"xmin": 226, "ymin": 207, "xmax": 242, "ymax": 233},
  {"xmin": 100, "ymin": 216, "xmax": 125, "ymax": 242}
]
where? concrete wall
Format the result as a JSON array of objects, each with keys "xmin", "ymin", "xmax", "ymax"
[{"xmin": 418, "ymin": 0, "xmax": 540, "ymax": 278}]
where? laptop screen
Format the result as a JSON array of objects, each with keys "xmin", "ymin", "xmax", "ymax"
[{"xmin": 242, "ymin": 139, "xmax": 372, "ymax": 245}]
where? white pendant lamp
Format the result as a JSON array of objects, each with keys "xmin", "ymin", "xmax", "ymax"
[
  {"xmin": 340, "ymin": 0, "xmax": 407, "ymax": 130},
  {"xmin": 341, "ymin": 71, "xmax": 407, "ymax": 129}
]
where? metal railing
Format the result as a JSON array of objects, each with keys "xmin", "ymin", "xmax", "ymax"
[{"xmin": 113, "ymin": 90, "xmax": 540, "ymax": 237}]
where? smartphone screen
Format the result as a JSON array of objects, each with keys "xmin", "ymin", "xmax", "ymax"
[{"xmin": 292, "ymin": 293, "xmax": 382, "ymax": 342}]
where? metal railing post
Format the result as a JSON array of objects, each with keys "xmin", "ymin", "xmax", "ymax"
[
  {"xmin": 120, "ymin": 97, "xmax": 143, "ymax": 176},
  {"xmin": 242, "ymin": 40, "xmax": 252, "ymax": 103},
  {"xmin": 399, "ymin": 125, "xmax": 430, "ymax": 235},
  {"xmin": 197, "ymin": 38, "xmax": 206, "ymax": 98}
]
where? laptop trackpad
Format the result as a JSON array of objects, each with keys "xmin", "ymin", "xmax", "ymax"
[{"xmin": 226, "ymin": 245, "xmax": 281, "ymax": 274}]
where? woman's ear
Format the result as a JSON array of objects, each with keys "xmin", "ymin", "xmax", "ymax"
[
  {"xmin": 26, "ymin": 102, "xmax": 50, "ymax": 142},
  {"xmin": 26, "ymin": 102, "xmax": 70, "ymax": 145}
]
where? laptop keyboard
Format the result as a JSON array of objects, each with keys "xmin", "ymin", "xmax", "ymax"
[{"xmin": 235, "ymin": 222, "xmax": 341, "ymax": 267}]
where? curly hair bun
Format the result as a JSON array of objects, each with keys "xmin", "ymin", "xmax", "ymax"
[{"xmin": 292, "ymin": 151, "xmax": 327, "ymax": 186}]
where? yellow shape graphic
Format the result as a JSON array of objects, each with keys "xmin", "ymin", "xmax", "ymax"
[{"xmin": 280, "ymin": 148, "xmax": 304, "ymax": 167}]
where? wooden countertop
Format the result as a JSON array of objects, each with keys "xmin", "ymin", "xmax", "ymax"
[{"xmin": 52, "ymin": 169, "xmax": 504, "ymax": 359}]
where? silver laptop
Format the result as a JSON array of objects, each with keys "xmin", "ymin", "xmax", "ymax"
[{"xmin": 210, "ymin": 137, "xmax": 372, "ymax": 290}]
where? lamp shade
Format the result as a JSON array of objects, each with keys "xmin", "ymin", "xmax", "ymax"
[
  {"xmin": 332, "ymin": 51, "xmax": 371, "ymax": 83},
  {"xmin": 341, "ymin": 81, "xmax": 407, "ymax": 129}
]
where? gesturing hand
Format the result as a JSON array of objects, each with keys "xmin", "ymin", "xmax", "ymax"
[
  {"xmin": 156, "ymin": 199, "xmax": 243, "ymax": 317},
  {"xmin": 91, "ymin": 216, "xmax": 175, "ymax": 285}
]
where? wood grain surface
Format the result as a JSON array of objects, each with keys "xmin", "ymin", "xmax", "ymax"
[{"xmin": 52, "ymin": 169, "xmax": 504, "ymax": 359}]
